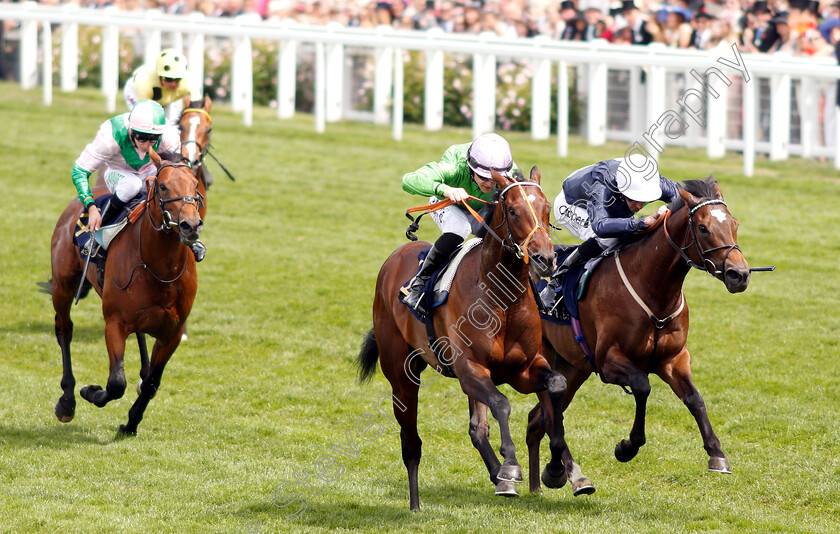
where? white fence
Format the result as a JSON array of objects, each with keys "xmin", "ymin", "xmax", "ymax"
[{"xmin": 2, "ymin": 1, "xmax": 840, "ymax": 174}]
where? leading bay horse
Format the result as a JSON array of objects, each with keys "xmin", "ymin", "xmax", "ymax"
[
  {"xmin": 521, "ymin": 177, "xmax": 754, "ymax": 494},
  {"xmin": 180, "ymin": 95, "xmax": 213, "ymax": 219},
  {"xmin": 356, "ymin": 167, "xmax": 568, "ymax": 510},
  {"xmin": 50, "ymin": 149, "xmax": 203, "ymax": 435}
]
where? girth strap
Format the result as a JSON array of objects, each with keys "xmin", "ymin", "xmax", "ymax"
[{"xmin": 614, "ymin": 251, "xmax": 684, "ymax": 330}]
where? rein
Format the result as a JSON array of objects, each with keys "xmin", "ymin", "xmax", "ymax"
[
  {"xmin": 405, "ymin": 182, "xmax": 549, "ymax": 264},
  {"xmin": 112, "ymin": 166, "xmax": 199, "ymax": 290}
]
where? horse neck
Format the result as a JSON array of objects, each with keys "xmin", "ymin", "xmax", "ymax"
[
  {"xmin": 478, "ymin": 231, "xmax": 532, "ymax": 312},
  {"xmin": 623, "ymin": 207, "xmax": 692, "ymax": 308},
  {"xmin": 139, "ymin": 202, "xmax": 188, "ymax": 274}
]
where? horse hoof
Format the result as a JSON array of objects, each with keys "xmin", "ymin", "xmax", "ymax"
[
  {"xmin": 541, "ymin": 467, "xmax": 568, "ymax": 489},
  {"xmin": 497, "ymin": 464, "xmax": 523, "ymax": 483},
  {"xmin": 181, "ymin": 333, "xmax": 188, "ymax": 342},
  {"xmin": 54, "ymin": 399, "xmax": 75, "ymax": 423},
  {"xmin": 614, "ymin": 440, "xmax": 638, "ymax": 463},
  {"xmin": 708, "ymin": 457, "xmax": 731, "ymax": 474},
  {"xmin": 495, "ymin": 480, "xmax": 519, "ymax": 497},
  {"xmin": 572, "ymin": 477, "xmax": 596, "ymax": 496},
  {"xmin": 117, "ymin": 424, "xmax": 137, "ymax": 436}
]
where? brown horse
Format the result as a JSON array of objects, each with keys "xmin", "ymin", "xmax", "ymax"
[
  {"xmin": 356, "ymin": 167, "xmax": 571, "ymax": 510},
  {"xmin": 179, "ymin": 95, "xmax": 213, "ymax": 219},
  {"xmin": 521, "ymin": 177, "xmax": 755, "ymax": 494},
  {"xmin": 49, "ymin": 149, "xmax": 203, "ymax": 435}
]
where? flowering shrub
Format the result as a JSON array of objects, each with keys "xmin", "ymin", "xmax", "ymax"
[
  {"xmin": 31, "ymin": 28, "xmax": 578, "ymax": 131},
  {"xmin": 47, "ymin": 26, "xmax": 141, "ymax": 88}
]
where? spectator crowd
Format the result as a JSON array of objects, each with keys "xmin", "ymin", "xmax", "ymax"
[{"xmin": 9, "ymin": 0, "xmax": 835, "ymax": 56}]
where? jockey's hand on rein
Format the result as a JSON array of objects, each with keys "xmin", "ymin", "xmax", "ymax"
[
  {"xmin": 88, "ymin": 205, "xmax": 103, "ymax": 233},
  {"xmin": 443, "ymin": 187, "xmax": 469, "ymax": 203}
]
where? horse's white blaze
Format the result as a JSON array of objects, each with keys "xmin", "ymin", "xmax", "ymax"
[
  {"xmin": 186, "ymin": 116, "xmax": 200, "ymax": 162},
  {"xmin": 710, "ymin": 208, "xmax": 728, "ymax": 223},
  {"xmin": 528, "ymin": 194, "xmax": 536, "ymax": 203}
]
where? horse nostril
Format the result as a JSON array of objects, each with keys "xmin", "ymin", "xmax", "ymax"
[{"xmin": 725, "ymin": 269, "xmax": 744, "ymax": 283}]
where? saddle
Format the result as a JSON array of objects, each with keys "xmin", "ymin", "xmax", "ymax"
[
  {"xmin": 399, "ymin": 238, "xmax": 483, "ymax": 323},
  {"xmin": 538, "ymin": 245, "xmax": 609, "ymax": 323},
  {"xmin": 73, "ymin": 194, "xmax": 144, "ymax": 285}
]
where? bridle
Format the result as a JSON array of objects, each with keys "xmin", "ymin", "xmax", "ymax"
[
  {"xmin": 148, "ymin": 162, "xmax": 205, "ymax": 232},
  {"xmin": 113, "ymin": 162, "xmax": 203, "ymax": 289},
  {"xmin": 405, "ymin": 181, "xmax": 550, "ymax": 265},
  {"xmin": 663, "ymin": 199, "xmax": 741, "ymax": 277},
  {"xmin": 494, "ymin": 182, "xmax": 551, "ymax": 264},
  {"xmin": 181, "ymin": 107, "xmax": 212, "ymax": 175}
]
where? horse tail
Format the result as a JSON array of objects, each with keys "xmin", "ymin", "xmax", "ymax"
[
  {"xmin": 36, "ymin": 279, "xmax": 52, "ymax": 295},
  {"xmin": 356, "ymin": 328, "xmax": 379, "ymax": 383}
]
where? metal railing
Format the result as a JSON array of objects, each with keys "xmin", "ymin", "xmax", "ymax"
[{"xmin": 2, "ymin": 1, "xmax": 839, "ymax": 174}]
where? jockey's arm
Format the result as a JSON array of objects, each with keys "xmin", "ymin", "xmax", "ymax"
[
  {"xmin": 402, "ymin": 158, "xmax": 460, "ymax": 200},
  {"xmin": 587, "ymin": 183, "xmax": 647, "ymax": 237}
]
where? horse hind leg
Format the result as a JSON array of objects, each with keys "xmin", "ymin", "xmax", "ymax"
[
  {"xmin": 376, "ymin": 328, "xmax": 423, "ymax": 510},
  {"xmin": 468, "ymin": 399, "xmax": 502, "ymax": 486},
  {"xmin": 51, "ymin": 273, "xmax": 79, "ymax": 423}
]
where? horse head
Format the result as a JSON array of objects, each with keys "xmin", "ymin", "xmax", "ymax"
[
  {"xmin": 490, "ymin": 166, "xmax": 555, "ymax": 278},
  {"xmin": 180, "ymin": 95, "xmax": 213, "ymax": 172},
  {"xmin": 676, "ymin": 176, "xmax": 750, "ymax": 293},
  {"xmin": 149, "ymin": 148, "xmax": 204, "ymax": 247}
]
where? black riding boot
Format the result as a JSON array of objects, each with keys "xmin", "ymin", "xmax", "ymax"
[
  {"xmin": 190, "ymin": 240, "xmax": 206, "ymax": 262},
  {"xmin": 99, "ymin": 196, "xmax": 128, "ymax": 227},
  {"xmin": 95, "ymin": 197, "xmax": 128, "ymax": 288},
  {"xmin": 403, "ymin": 233, "xmax": 463, "ymax": 316},
  {"xmin": 540, "ymin": 238, "xmax": 603, "ymax": 312}
]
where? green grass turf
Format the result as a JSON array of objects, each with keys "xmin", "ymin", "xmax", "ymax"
[{"xmin": 1, "ymin": 82, "xmax": 839, "ymax": 533}]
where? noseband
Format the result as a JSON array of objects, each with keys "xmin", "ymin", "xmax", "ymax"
[
  {"xmin": 664, "ymin": 199, "xmax": 740, "ymax": 277},
  {"xmin": 148, "ymin": 162, "xmax": 205, "ymax": 232},
  {"xmin": 496, "ymin": 182, "xmax": 551, "ymax": 264}
]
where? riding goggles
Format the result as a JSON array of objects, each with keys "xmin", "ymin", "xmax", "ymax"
[{"xmin": 133, "ymin": 131, "xmax": 162, "ymax": 143}]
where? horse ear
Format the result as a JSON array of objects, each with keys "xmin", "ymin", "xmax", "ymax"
[
  {"xmin": 204, "ymin": 95, "xmax": 212, "ymax": 112},
  {"xmin": 709, "ymin": 177, "xmax": 724, "ymax": 200},
  {"xmin": 490, "ymin": 169, "xmax": 512, "ymax": 188},
  {"xmin": 678, "ymin": 186, "xmax": 699, "ymax": 207},
  {"xmin": 529, "ymin": 165, "xmax": 540, "ymax": 184},
  {"xmin": 149, "ymin": 147, "xmax": 162, "ymax": 168},
  {"xmin": 183, "ymin": 95, "xmax": 191, "ymax": 108}
]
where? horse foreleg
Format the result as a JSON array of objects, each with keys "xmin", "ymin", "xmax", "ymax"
[
  {"xmin": 459, "ymin": 368, "xmax": 521, "ymax": 497},
  {"xmin": 80, "ymin": 321, "xmax": 128, "ymax": 407},
  {"xmin": 601, "ymin": 352, "xmax": 651, "ymax": 463},
  {"xmin": 468, "ymin": 399, "xmax": 501, "ymax": 485},
  {"xmin": 526, "ymin": 402, "xmax": 545, "ymax": 493},
  {"xmin": 136, "ymin": 333, "xmax": 149, "ymax": 396},
  {"xmin": 119, "ymin": 334, "xmax": 178, "ymax": 435},
  {"xmin": 657, "ymin": 348, "xmax": 730, "ymax": 473}
]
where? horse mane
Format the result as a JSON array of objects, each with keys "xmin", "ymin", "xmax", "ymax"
[
  {"xmin": 668, "ymin": 175, "xmax": 720, "ymax": 212},
  {"xmin": 157, "ymin": 151, "xmax": 188, "ymax": 164}
]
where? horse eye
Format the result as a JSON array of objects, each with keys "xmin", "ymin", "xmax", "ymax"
[
  {"xmin": 698, "ymin": 224, "xmax": 709, "ymax": 234},
  {"xmin": 160, "ymin": 184, "xmax": 168, "ymax": 193},
  {"xmin": 508, "ymin": 207, "xmax": 517, "ymax": 216}
]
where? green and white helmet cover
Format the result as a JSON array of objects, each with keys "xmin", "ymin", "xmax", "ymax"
[{"xmin": 128, "ymin": 100, "xmax": 166, "ymax": 135}]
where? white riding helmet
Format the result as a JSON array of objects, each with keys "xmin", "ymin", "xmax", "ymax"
[
  {"xmin": 467, "ymin": 133, "xmax": 513, "ymax": 179},
  {"xmin": 614, "ymin": 155, "xmax": 662, "ymax": 202},
  {"xmin": 156, "ymin": 48, "xmax": 188, "ymax": 79},
  {"xmin": 128, "ymin": 100, "xmax": 166, "ymax": 135}
]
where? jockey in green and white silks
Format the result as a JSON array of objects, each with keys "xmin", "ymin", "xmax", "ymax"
[
  {"xmin": 71, "ymin": 100, "xmax": 206, "ymax": 262},
  {"xmin": 400, "ymin": 133, "xmax": 521, "ymax": 316}
]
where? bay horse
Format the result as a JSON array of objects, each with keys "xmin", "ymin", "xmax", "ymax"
[
  {"xmin": 356, "ymin": 167, "xmax": 570, "ymax": 511},
  {"xmin": 49, "ymin": 149, "xmax": 203, "ymax": 435},
  {"xmin": 520, "ymin": 177, "xmax": 754, "ymax": 494}
]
